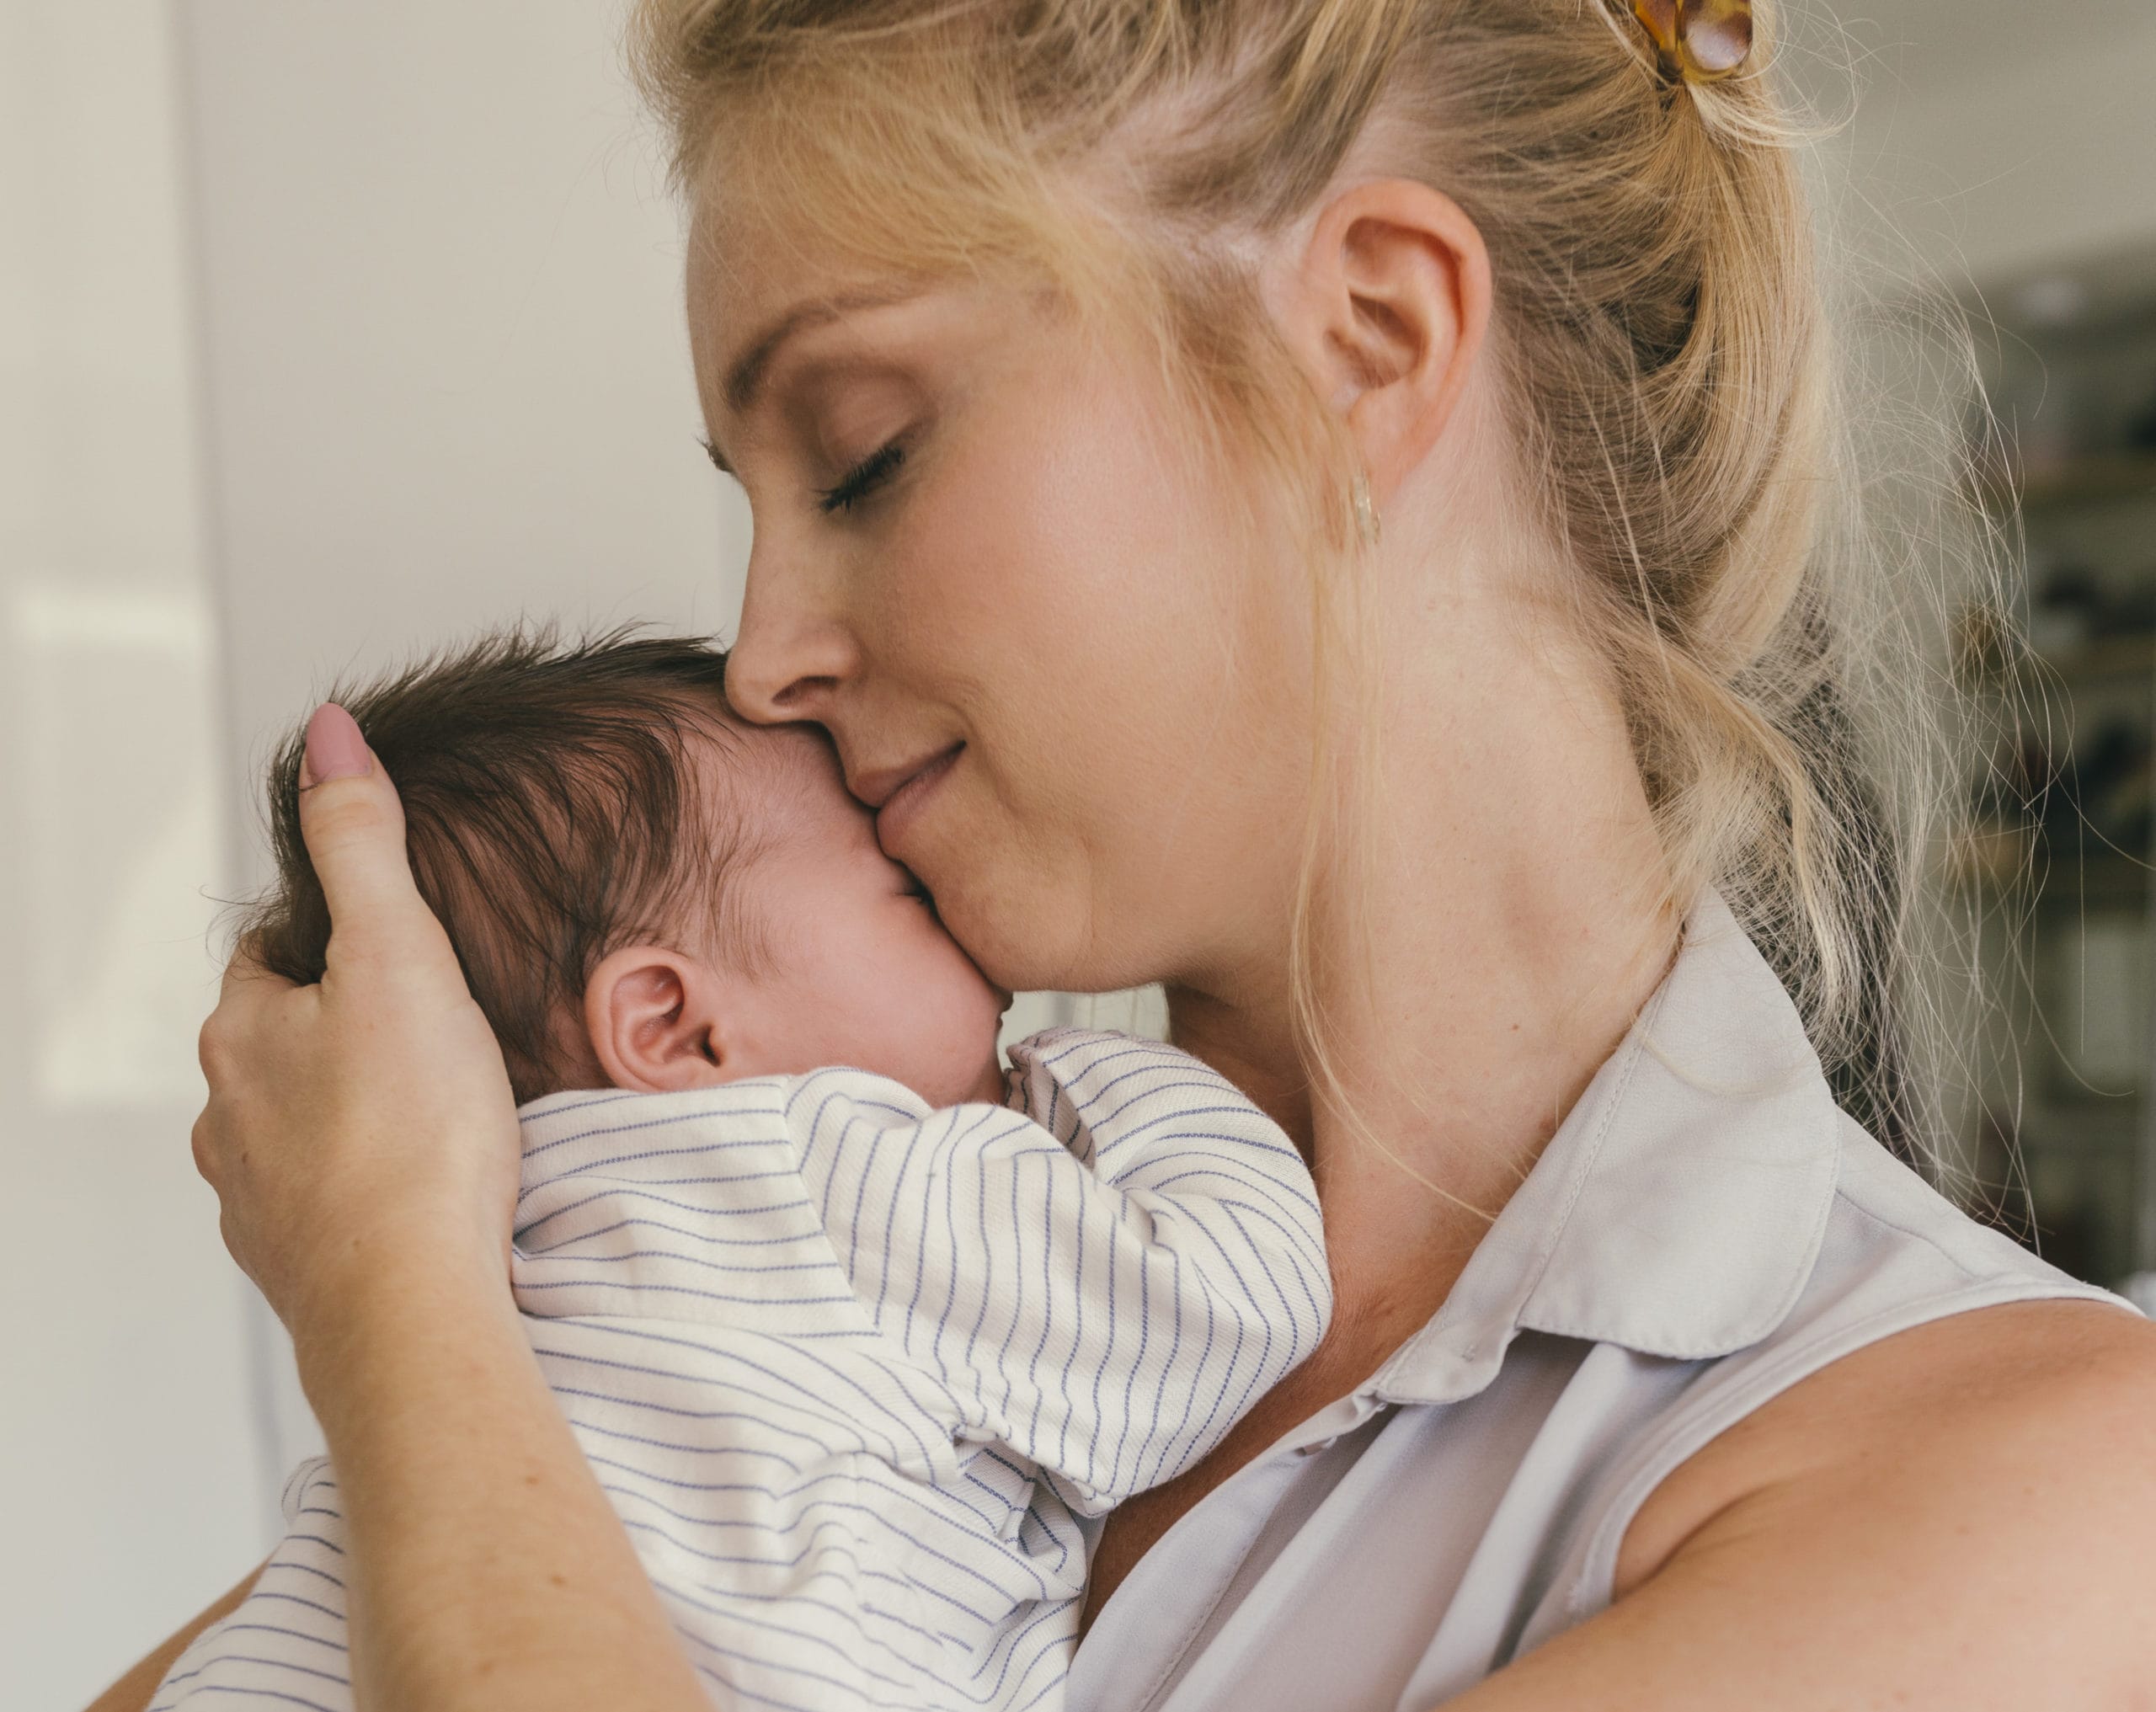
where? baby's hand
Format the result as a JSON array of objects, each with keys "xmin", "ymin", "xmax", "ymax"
[{"xmin": 192, "ymin": 705, "xmax": 523, "ymax": 1360}]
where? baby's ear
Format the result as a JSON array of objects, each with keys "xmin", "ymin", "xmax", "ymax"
[{"xmin": 584, "ymin": 947, "xmax": 735, "ymax": 1092}]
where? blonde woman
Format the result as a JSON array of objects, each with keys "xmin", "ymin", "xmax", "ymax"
[{"xmin": 104, "ymin": 0, "xmax": 2156, "ymax": 1707}]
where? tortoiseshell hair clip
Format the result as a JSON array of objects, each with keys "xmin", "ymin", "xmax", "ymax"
[{"xmin": 1627, "ymin": 0, "xmax": 1753, "ymax": 84}]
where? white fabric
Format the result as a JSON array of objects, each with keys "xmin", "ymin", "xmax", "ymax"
[
  {"xmin": 1068, "ymin": 894, "xmax": 2142, "ymax": 1712},
  {"xmin": 151, "ymin": 1029, "xmax": 1331, "ymax": 1712}
]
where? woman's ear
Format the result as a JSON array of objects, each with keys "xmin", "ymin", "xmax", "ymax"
[
  {"xmin": 1268, "ymin": 175, "xmax": 1493, "ymax": 500},
  {"xmin": 584, "ymin": 946, "xmax": 736, "ymax": 1092}
]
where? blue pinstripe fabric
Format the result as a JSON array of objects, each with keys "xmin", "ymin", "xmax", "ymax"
[{"xmin": 153, "ymin": 1028, "xmax": 1330, "ymax": 1711}]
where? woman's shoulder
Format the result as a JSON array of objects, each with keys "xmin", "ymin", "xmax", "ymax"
[
  {"xmin": 1610, "ymin": 1112, "xmax": 2153, "ymax": 1600},
  {"xmin": 1612, "ymin": 1267, "xmax": 2156, "ymax": 1629},
  {"xmin": 1644, "ymin": 1108, "xmax": 2142, "ymax": 1485}
]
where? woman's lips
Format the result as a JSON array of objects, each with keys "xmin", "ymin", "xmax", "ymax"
[{"xmin": 874, "ymin": 744, "xmax": 962, "ymax": 856}]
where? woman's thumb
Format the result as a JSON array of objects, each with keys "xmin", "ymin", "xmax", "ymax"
[{"xmin": 297, "ymin": 703, "xmax": 444, "ymax": 967}]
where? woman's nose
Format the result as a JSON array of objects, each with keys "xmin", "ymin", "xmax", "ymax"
[{"xmin": 724, "ymin": 552, "xmax": 857, "ymax": 723}]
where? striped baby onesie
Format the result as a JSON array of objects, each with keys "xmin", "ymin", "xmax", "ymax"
[{"xmin": 152, "ymin": 1027, "xmax": 1332, "ymax": 1712}]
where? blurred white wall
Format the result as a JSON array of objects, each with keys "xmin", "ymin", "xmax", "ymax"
[
  {"xmin": 0, "ymin": 5, "xmax": 260, "ymax": 1709},
  {"xmin": 1820, "ymin": 0, "xmax": 2156, "ymax": 284},
  {"xmin": 179, "ymin": 0, "xmax": 743, "ymax": 756}
]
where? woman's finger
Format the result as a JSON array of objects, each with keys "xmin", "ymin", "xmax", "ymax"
[{"xmin": 295, "ymin": 702, "xmax": 458, "ymax": 974}]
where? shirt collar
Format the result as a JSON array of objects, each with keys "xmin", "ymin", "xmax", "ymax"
[{"xmin": 1371, "ymin": 891, "xmax": 1842, "ymax": 1408}]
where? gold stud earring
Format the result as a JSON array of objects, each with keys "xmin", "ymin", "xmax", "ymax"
[{"xmin": 1353, "ymin": 471, "xmax": 1382, "ymax": 547}]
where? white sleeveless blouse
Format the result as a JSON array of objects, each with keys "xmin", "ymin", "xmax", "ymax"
[{"xmin": 1067, "ymin": 893, "xmax": 2138, "ymax": 1712}]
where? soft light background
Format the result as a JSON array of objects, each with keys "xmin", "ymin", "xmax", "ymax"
[{"xmin": 4, "ymin": 0, "xmax": 2152, "ymax": 1704}]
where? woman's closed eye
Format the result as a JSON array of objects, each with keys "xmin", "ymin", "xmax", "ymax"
[{"xmin": 819, "ymin": 438, "xmax": 906, "ymax": 515}]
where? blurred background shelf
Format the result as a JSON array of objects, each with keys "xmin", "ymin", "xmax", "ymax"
[
  {"xmin": 2031, "ymin": 633, "xmax": 2156, "ymax": 681},
  {"xmin": 1981, "ymin": 452, "xmax": 2156, "ymax": 515},
  {"xmin": 1951, "ymin": 256, "xmax": 2156, "ymax": 1299}
]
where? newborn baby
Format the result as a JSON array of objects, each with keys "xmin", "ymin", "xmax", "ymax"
[{"xmin": 153, "ymin": 628, "xmax": 1331, "ymax": 1712}]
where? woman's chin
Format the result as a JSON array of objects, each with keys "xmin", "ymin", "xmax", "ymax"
[
  {"xmin": 928, "ymin": 851, "xmax": 1161, "ymax": 998},
  {"xmin": 971, "ymin": 927, "xmax": 1153, "ymax": 1006}
]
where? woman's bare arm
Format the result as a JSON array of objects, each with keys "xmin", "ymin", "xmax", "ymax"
[
  {"xmin": 85, "ymin": 1560, "xmax": 265, "ymax": 1712},
  {"xmin": 1446, "ymin": 1299, "xmax": 2156, "ymax": 1710},
  {"xmin": 189, "ymin": 707, "xmax": 709, "ymax": 1712},
  {"xmin": 290, "ymin": 1243, "xmax": 711, "ymax": 1710}
]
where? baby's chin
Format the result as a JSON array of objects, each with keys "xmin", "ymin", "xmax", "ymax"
[
  {"xmin": 963, "ymin": 1050, "xmax": 1012, "ymax": 1107},
  {"xmin": 950, "ymin": 1005, "xmax": 1013, "ymax": 1107}
]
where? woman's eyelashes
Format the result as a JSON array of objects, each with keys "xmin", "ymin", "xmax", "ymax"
[{"xmin": 818, "ymin": 439, "xmax": 906, "ymax": 515}]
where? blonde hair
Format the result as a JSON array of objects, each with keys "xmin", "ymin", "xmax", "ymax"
[{"xmin": 631, "ymin": 0, "xmax": 1988, "ymax": 1180}]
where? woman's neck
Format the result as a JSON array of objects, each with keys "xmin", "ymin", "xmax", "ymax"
[{"xmin": 1165, "ymin": 598, "xmax": 1680, "ymax": 1326}]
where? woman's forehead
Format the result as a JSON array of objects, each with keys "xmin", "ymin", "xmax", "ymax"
[
  {"xmin": 683, "ymin": 206, "xmax": 798, "ymax": 352},
  {"xmin": 685, "ymin": 184, "xmax": 896, "ymax": 317},
  {"xmin": 685, "ymin": 219, "xmax": 926, "ymax": 394}
]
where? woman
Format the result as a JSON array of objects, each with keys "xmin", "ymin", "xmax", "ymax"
[{"xmin": 103, "ymin": 0, "xmax": 2156, "ymax": 1706}]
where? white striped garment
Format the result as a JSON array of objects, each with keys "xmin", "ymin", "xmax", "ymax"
[{"xmin": 152, "ymin": 1027, "xmax": 1331, "ymax": 1712}]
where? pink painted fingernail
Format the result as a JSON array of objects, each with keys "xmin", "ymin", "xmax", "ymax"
[{"xmin": 302, "ymin": 703, "xmax": 371, "ymax": 786}]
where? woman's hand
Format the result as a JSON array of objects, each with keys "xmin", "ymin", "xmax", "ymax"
[{"xmin": 192, "ymin": 702, "xmax": 521, "ymax": 1359}]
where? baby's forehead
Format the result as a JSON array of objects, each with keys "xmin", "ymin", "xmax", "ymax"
[{"xmin": 686, "ymin": 712, "xmax": 861, "ymax": 842}]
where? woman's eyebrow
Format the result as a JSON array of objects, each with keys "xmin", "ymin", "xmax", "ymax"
[{"xmin": 723, "ymin": 285, "xmax": 923, "ymax": 414}]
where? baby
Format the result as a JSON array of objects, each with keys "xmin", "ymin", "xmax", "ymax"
[{"xmin": 153, "ymin": 627, "xmax": 1331, "ymax": 1712}]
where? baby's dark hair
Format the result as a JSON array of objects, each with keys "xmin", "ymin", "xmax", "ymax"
[{"xmin": 243, "ymin": 625, "xmax": 771, "ymax": 1103}]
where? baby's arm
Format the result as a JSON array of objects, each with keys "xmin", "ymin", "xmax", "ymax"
[{"xmin": 787, "ymin": 1031, "xmax": 1331, "ymax": 1512}]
